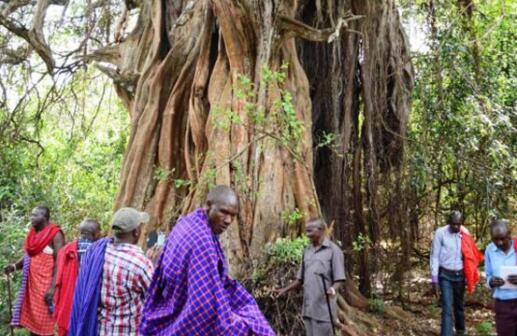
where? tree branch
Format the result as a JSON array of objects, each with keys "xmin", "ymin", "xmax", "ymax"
[
  {"xmin": 0, "ymin": 0, "xmax": 55, "ymax": 73},
  {"xmin": 94, "ymin": 63, "xmax": 138, "ymax": 93},
  {"xmin": 279, "ymin": 12, "xmax": 363, "ymax": 43},
  {"xmin": 0, "ymin": 45, "xmax": 30, "ymax": 65},
  {"xmin": 29, "ymin": 0, "xmax": 55, "ymax": 72},
  {"xmin": 1, "ymin": 0, "xmax": 32, "ymax": 17}
]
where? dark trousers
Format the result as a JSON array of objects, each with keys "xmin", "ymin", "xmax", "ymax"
[
  {"xmin": 439, "ymin": 268, "xmax": 465, "ymax": 336},
  {"xmin": 495, "ymin": 299, "xmax": 517, "ymax": 336}
]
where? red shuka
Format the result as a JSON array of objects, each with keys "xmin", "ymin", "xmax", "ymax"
[
  {"xmin": 54, "ymin": 241, "xmax": 79, "ymax": 336},
  {"xmin": 24, "ymin": 223, "xmax": 61, "ymax": 256},
  {"xmin": 19, "ymin": 222, "xmax": 62, "ymax": 335},
  {"xmin": 460, "ymin": 227, "xmax": 484, "ymax": 294}
]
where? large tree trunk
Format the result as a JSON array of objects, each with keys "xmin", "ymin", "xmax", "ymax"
[
  {"xmin": 94, "ymin": 0, "xmax": 351, "ymax": 276},
  {"xmin": 298, "ymin": 0, "xmax": 413, "ymax": 296},
  {"xmin": 92, "ymin": 0, "xmax": 412, "ymax": 333}
]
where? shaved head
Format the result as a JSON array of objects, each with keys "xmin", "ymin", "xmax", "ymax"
[
  {"xmin": 305, "ymin": 218, "xmax": 326, "ymax": 246},
  {"xmin": 79, "ymin": 218, "xmax": 101, "ymax": 241},
  {"xmin": 448, "ymin": 211, "xmax": 462, "ymax": 224},
  {"xmin": 307, "ymin": 218, "xmax": 326, "ymax": 230},
  {"xmin": 491, "ymin": 218, "xmax": 511, "ymax": 252},
  {"xmin": 204, "ymin": 185, "xmax": 239, "ymax": 235},
  {"xmin": 36, "ymin": 205, "xmax": 50, "ymax": 220},
  {"xmin": 206, "ymin": 185, "xmax": 239, "ymax": 209},
  {"xmin": 448, "ymin": 210, "xmax": 463, "ymax": 233},
  {"xmin": 491, "ymin": 219, "xmax": 510, "ymax": 236}
]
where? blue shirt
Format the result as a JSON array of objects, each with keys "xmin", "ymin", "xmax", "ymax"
[
  {"xmin": 485, "ymin": 242, "xmax": 517, "ymax": 300},
  {"xmin": 77, "ymin": 238, "xmax": 94, "ymax": 262},
  {"xmin": 430, "ymin": 225, "xmax": 463, "ymax": 283}
]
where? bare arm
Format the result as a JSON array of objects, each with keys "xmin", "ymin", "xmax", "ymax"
[
  {"xmin": 326, "ymin": 280, "xmax": 345, "ymax": 297},
  {"xmin": 44, "ymin": 231, "xmax": 65, "ymax": 306},
  {"xmin": 3, "ymin": 256, "xmax": 25, "ymax": 274},
  {"xmin": 331, "ymin": 280, "xmax": 344, "ymax": 292},
  {"xmin": 277, "ymin": 279, "xmax": 302, "ymax": 296}
]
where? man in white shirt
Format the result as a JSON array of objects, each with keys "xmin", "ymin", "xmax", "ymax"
[{"xmin": 430, "ymin": 211, "xmax": 465, "ymax": 336}]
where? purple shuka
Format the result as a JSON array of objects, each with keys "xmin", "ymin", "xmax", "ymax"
[
  {"xmin": 11, "ymin": 255, "xmax": 30, "ymax": 326},
  {"xmin": 140, "ymin": 208, "xmax": 276, "ymax": 336}
]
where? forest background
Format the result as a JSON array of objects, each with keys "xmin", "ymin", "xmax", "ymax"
[{"xmin": 0, "ymin": 0, "xmax": 515, "ymax": 335}]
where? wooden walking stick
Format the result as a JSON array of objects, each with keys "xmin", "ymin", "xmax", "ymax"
[{"xmin": 5, "ymin": 272, "xmax": 15, "ymax": 336}]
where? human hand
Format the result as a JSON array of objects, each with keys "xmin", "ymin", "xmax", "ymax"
[
  {"xmin": 44, "ymin": 286, "xmax": 55, "ymax": 307},
  {"xmin": 3, "ymin": 264, "xmax": 15, "ymax": 275},
  {"xmin": 489, "ymin": 277, "xmax": 505, "ymax": 288},
  {"xmin": 326, "ymin": 287, "xmax": 337, "ymax": 298}
]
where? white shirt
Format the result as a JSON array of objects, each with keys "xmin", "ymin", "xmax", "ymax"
[{"xmin": 430, "ymin": 225, "xmax": 463, "ymax": 282}]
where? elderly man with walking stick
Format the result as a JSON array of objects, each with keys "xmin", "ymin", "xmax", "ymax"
[{"xmin": 277, "ymin": 218, "xmax": 346, "ymax": 336}]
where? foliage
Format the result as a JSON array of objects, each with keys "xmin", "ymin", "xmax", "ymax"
[
  {"xmin": 214, "ymin": 64, "xmax": 306, "ymax": 160},
  {"xmin": 474, "ymin": 321, "xmax": 494, "ymax": 335},
  {"xmin": 407, "ymin": 0, "xmax": 516, "ymax": 238},
  {"xmin": 266, "ymin": 236, "xmax": 309, "ymax": 264},
  {"xmin": 352, "ymin": 233, "xmax": 371, "ymax": 252},
  {"xmin": 0, "ymin": 70, "xmax": 127, "ymax": 233},
  {"xmin": 281, "ymin": 208, "xmax": 304, "ymax": 226},
  {"xmin": 368, "ymin": 296, "xmax": 385, "ymax": 315},
  {"xmin": 0, "ymin": 208, "xmax": 29, "ymax": 333},
  {"xmin": 0, "ymin": 68, "xmax": 127, "ymax": 335},
  {"xmin": 250, "ymin": 234, "xmax": 307, "ymax": 335}
]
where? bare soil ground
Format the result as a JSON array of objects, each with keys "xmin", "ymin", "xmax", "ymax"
[{"xmin": 365, "ymin": 272, "xmax": 496, "ymax": 336}]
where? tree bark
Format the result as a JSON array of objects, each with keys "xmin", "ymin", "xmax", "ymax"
[
  {"xmin": 94, "ymin": 0, "xmax": 359, "ymax": 277},
  {"xmin": 298, "ymin": 0, "xmax": 413, "ymax": 296},
  {"xmin": 93, "ymin": 0, "xmax": 412, "ymax": 326}
]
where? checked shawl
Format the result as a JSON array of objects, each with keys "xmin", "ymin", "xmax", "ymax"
[{"xmin": 140, "ymin": 208, "xmax": 275, "ymax": 336}]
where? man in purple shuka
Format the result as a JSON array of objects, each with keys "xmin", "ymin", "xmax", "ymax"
[{"xmin": 140, "ymin": 185, "xmax": 276, "ymax": 336}]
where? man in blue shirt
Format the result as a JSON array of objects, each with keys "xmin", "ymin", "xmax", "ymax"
[
  {"xmin": 77, "ymin": 219, "xmax": 101, "ymax": 261},
  {"xmin": 485, "ymin": 219, "xmax": 517, "ymax": 336},
  {"xmin": 430, "ymin": 210, "xmax": 466, "ymax": 336}
]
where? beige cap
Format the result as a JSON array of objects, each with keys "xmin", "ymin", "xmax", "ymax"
[{"xmin": 112, "ymin": 207, "xmax": 150, "ymax": 233}]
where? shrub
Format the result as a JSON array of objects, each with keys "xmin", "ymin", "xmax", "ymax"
[{"xmin": 474, "ymin": 321, "xmax": 494, "ymax": 336}]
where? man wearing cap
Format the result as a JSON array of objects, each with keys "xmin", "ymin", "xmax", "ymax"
[{"xmin": 69, "ymin": 208, "xmax": 154, "ymax": 336}]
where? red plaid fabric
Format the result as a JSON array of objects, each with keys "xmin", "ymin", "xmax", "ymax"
[
  {"xmin": 98, "ymin": 242, "xmax": 153, "ymax": 336},
  {"xmin": 20, "ymin": 251, "xmax": 56, "ymax": 335}
]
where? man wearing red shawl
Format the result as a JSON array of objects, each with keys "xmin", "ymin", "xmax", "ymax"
[
  {"xmin": 54, "ymin": 218, "xmax": 101, "ymax": 336},
  {"xmin": 4, "ymin": 206, "xmax": 65, "ymax": 336},
  {"xmin": 430, "ymin": 210, "xmax": 483, "ymax": 336}
]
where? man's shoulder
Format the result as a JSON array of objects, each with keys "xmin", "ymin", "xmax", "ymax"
[
  {"xmin": 85, "ymin": 237, "xmax": 110, "ymax": 254},
  {"xmin": 326, "ymin": 239, "xmax": 341, "ymax": 249},
  {"xmin": 62, "ymin": 240, "xmax": 78, "ymax": 253},
  {"xmin": 107, "ymin": 244, "xmax": 152, "ymax": 270},
  {"xmin": 485, "ymin": 242, "xmax": 497, "ymax": 254},
  {"xmin": 168, "ymin": 210, "xmax": 213, "ymax": 247},
  {"xmin": 434, "ymin": 225, "xmax": 449, "ymax": 235}
]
